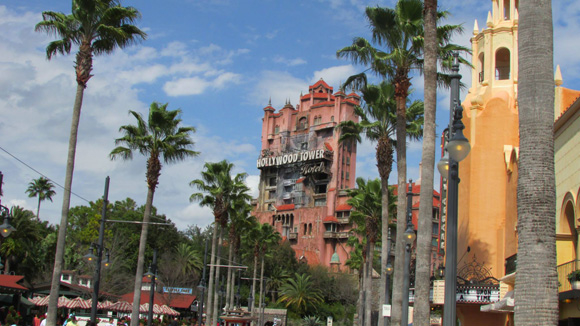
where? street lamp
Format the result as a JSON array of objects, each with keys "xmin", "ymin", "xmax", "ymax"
[
  {"xmin": 84, "ymin": 177, "xmax": 110, "ymax": 325},
  {"xmin": 437, "ymin": 52, "xmax": 471, "ymax": 326},
  {"xmin": 145, "ymin": 249, "xmax": 158, "ymax": 326},
  {"xmin": 401, "ymin": 181, "xmax": 415, "ymax": 326}
]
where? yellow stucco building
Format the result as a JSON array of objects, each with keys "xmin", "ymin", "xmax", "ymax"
[{"xmin": 443, "ymin": 0, "xmax": 580, "ymax": 324}]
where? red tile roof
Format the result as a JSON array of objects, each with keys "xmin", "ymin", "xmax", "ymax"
[
  {"xmin": 296, "ymin": 250, "xmax": 320, "ymax": 265},
  {"xmin": 0, "ymin": 275, "xmax": 27, "ymax": 291},
  {"xmin": 276, "ymin": 204, "xmax": 295, "ymax": 211},
  {"xmin": 120, "ymin": 292, "xmax": 196, "ymax": 309},
  {"xmin": 296, "ymin": 178, "xmax": 305, "ymax": 184},
  {"xmin": 324, "ymin": 142, "xmax": 333, "ymax": 151},
  {"xmin": 310, "ymin": 79, "xmax": 332, "ymax": 90},
  {"xmin": 323, "ymin": 216, "xmax": 339, "ymax": 223},
  {"xmin": 336, "ymin": 204, "xmax": 352, "ymax": 211}
]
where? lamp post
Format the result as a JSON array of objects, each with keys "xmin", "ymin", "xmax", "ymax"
[
  {"xmin": 401, "ymin": 181, "xmax": 416, "ymax": 326},
  {"xmin": 145, "ymin": 249, "xmax": 158, "ymax": 326},
  {"xmin": 198, "ymin": 237, "xmax": 209, "ymax": 326},
  {"xmin": 384, "ymin": 229, "xmax": 393, "ymax": 326},
  {"xmin": 85, "ymin": 177, "xmax": 110, "ymax": 324},
  {"xmin": 235, "ymin": 269, "xmax": 242, "ymax": 309},
  {"xmin": 437, "ymin": 52, "xmax": 471, "ymax": 326}
]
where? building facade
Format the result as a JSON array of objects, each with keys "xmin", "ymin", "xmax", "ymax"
[
  {"xmin": 441, "ymin": 0, "xmax": 580, "ymax": 324},
  {"xmin": 253, "ymin": 79, "xmax": 360, "ymax": 271}
]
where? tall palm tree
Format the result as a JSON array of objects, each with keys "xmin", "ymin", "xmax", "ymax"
[
  {"xmin": 515, "ymin": 0, "xmax": 558, "ymax": 324},
  {"xmin": 337, "ymin": 2, "xmax": 468, "ymax": 323},
  {"xmin": 346, "ymin": 178, "xmax": 382, "ymax": 326},
  {"xmin": 190, "ymin": 161, "xmax": 250, "ymax": 326},
  {"xmin": 35, "ymin": 2, "xmax": 146, "ymax": 323},
  {"xmin": 257, "ymin": 223, "xmax": 282, "ymax": 322},
  {"xmin": 110, "ymin": 101, "xmax": 199, "ymax": 326},
  {"xmin": 414, "ymin": 1, "xmax": 439, "ymax": 325},
  {"xmin": 225, "ymin": 200, "xmax": 252, "ymax": 310},
  {"xmin": 277, "ymin": 273, "xmax": 323, "ymax": 317},
  {"xmin": 337, "ymin": 80, "xmax": 423, "ymax": 325},
  {"xmin": 25, "ymin": 177, "xmax": 56, "ymax": 220}
]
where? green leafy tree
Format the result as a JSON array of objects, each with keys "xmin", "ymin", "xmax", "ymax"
[
  {"xmin": 110, "ymin": 101, "xmax": 199, "ymax": 326},
  {"xmin": 189, "ymin": 160, "xmax": 250, "ymax": 326},
  {"xmin": 515, "ymin": 0, "xmax": 558, "ymax": 324},
  {"xmin": 25, "ymin": 177, "xmax": 56, "ymax": 220},
  {"xmin": 35, "ymin": 1, "xmax": 146, "ymax": 323},
  {"xmin": 278, "ymin": 273, "xmax": 323, "ymax": 317}
]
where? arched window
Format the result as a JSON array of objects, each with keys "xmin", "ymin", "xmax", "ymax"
[
  {"xmin": 308, "ymin": 223, "xmax": 313, "ymax": 235},
  {"xmin": 303, "ymin": 224, "xmax": 307, "ymax": 235},
  {"xmin": 495, "ymin": 48, "xmax": 510, "ymax": 80},
  {"xmin": 478, "ymin": 53, "xmax": 485, "ymax": 83},
  {"xmin": 298, "ymin": 117, "xmax": 308, "ymax": 130}
]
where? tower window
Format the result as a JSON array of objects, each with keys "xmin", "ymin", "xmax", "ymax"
[
  {"xmin": 503, "ymin": 0, "xmax": 510, "ymax": 20},
  {"xmin": 478, "ymin": 53, "xmax": 485, "ymax": 83},
  {"xmin": 495, "ymin": 48, "xmax": 510, "ymax": 80}
]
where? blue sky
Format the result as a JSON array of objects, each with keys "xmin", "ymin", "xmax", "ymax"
[{"xmin": 1, "ymin": 0, "xmax": 579, "ymax": 231}]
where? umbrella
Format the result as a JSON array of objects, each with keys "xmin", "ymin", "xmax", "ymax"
[
  {"xmin": 35, "ymin": 296, "xmax": 49, "ymax": 306},
  {"xmin": 109, "ymin": 301, "xmax": 132, "ymax": 312},
  {"xmin": 160, "ymin": 305, "xmax": 179, "ymax": 316},
  {"xmin": 67, "ymin": 297, "xmax": 90, "ymax": 309},
  {"xmin": 139, "ymin": 303, "xmax": 162, "ymax": 314},
  {"xmin": 34, "ymin": 296, "xmax": 70, "ymax": 308}
]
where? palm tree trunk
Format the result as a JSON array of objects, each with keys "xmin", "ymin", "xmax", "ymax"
[
  {"xmin": 37, "ymin": 198, "xmax": 41, "ymax": 220},
  {"xmin": 206, "ymin": 222, "xmax": 219, "ymax": 326},
  {"xmin": 251, "ymin": 253, "xmax": 258, "ymax": 320},
  {"xmin": 391, "ymin": 95, "xmax": 408, "ymax": 326},
  {"xmin": 515, "ymin": 1, "xmax": 558, "ymax": 324},
  {"xmin": 211, "ymin": 227, "xmax": 223, "ymax": 326},
  {"xmin": 365, "ymin": 240, "xmax": 373, "ymax": 326},
  {"xmin": 225, "ymin": 237, "xmax": 234, "ymax": 311},
  {"xmin": 47, "ymin": 82, "xmax": 84, "ymax": 326},
  {"xmin": 413, "ymin": 2, "xmax": 438, "ymax": 326},
  {"xmin": 358, "ymin": 266, "xmax": 365, "ymax": 326},
  {"xmin": 259, "ymin": 255, "xmax": 266, "ymax": 326},
  {"xmin": 130, "ymin": 187, "xmax": 155, "ymax": 326},
  {"xmin": 379, "ymin": 176, "xmax": 390, "ymax": 326}
]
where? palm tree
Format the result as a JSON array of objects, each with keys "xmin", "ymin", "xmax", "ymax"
[
  {"xmin": 35, "ymin": 1, "xmax": 146, "ymax": 323},
  {"xmin": 257, "ymin": 223, "xmax": 282, "ymax": 322},
  {"xmin": 110, "ymin": 101, "xmax": 199, "ymax": 326},
  {"xmin": 277, "ymin": 273, "xmax": 323, "ymax": 317},
  {"xmin": 25, "ymin": 177, "xmax": 56, "ymax": 220},
  {"xmin": 414, "ymin": 0, "xmax": 439, "ymax": 325},
  {"xmin": 337, "ymin": 2, "xmax": 468, "ymax": 323},
  {"xmin": 0, "ymin": 206, "xmax": 43, "ymax": 274},
  {"xmin": 337, "ymin": 80, "xmax": 423, "ymax": 325},
  {"xmin": 266, "ymin": 267, "xmax": 290, "ymax": 302},
  {"xmin": 515, "ymin": 1, "xmax": 558, "ymax": 324},
  {"xmin": 225, "ymin": 200, "xmax": 252, "ymax": 310},
  {"xmin": 189, "ymin": 161, "xmax": 250, "ymax": 326},
  {"xmin": 346, "ymin": 178, "xmax": 382, "ymax": 326}
]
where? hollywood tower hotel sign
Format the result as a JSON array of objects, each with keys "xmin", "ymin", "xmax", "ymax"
[{"xmin": 253, "ymin": 79, "xmax": 360, "ymax": 271}]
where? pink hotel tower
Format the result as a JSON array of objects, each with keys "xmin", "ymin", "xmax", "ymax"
[{"xmin": 252, "ymin": 79, "xmax": 360, "ymax": 272}]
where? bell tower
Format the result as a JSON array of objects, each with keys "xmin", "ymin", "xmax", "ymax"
[{"xmin": 456, "ymin": 0, "xmax": 521, "ymax": 286}]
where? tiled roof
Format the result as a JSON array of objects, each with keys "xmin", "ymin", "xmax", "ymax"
[
  {"xmin": 309, "ymin": 79, "xmax": 332, "ymax": 90},
  {"xmin": 276, "ymin": 204, "xmax": 295, "ymax": 211},
  {"xmin": 0, "ymin": 275, "xmax": 27, "ymax": 291},
  {"xmin": 323, "ymin": 216, "xmax": 339, "ymax": 223},
  {"xmin": 336, "ymin": 204, "xmax": 352, "ymax": 211},
  {"xmin": 324, "ymin": 142, "xmax": 333, "ymax": 151},
  {"xmin": 120, "ymin": 292, "xmax": 196, "ymax": 309}
]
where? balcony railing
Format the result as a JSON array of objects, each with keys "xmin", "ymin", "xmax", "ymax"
[
  {"xmin": 558, "ymin": 260, "xmax": 580, "ymax": 292},
  {"xmin": 323, "ymin": 231, "xmax": 350, "ymax": 239},
  {"xmin": 288, "ymin": 232, "xmax": 297, "ymax": 240}
]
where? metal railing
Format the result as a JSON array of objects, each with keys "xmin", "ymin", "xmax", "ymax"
[{"xmin": 558, "ymin": 260, "xmax": 580, "ymax": 292}]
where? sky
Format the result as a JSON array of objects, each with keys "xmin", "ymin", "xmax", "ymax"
[{"xmin": 1, "ymin": 0, "xmax": 579, "ymax": 232}]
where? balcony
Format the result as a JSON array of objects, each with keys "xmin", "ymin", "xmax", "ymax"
[
  {"xmin": 323, "ymin": 231, "xmax": 350, "ymax": 239},
  {"xmin": 288, "ymin": 232, "xmax": 298, "ymax": 240},
  {"xmin": 337, "ymin": 217, "xmax": 350, "ymax": 224},
  {"xmin": 558, "ymin": 260, "xmax": 580, "ymax": 293}
]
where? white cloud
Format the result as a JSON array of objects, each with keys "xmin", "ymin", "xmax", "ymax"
[
  {"xmin": 273, "ymin": 56, "xmax": 307, "ymax": 66},
  {"xmin": 311, "ymin": 65, "xmax": 359, "ymax": 88}
]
